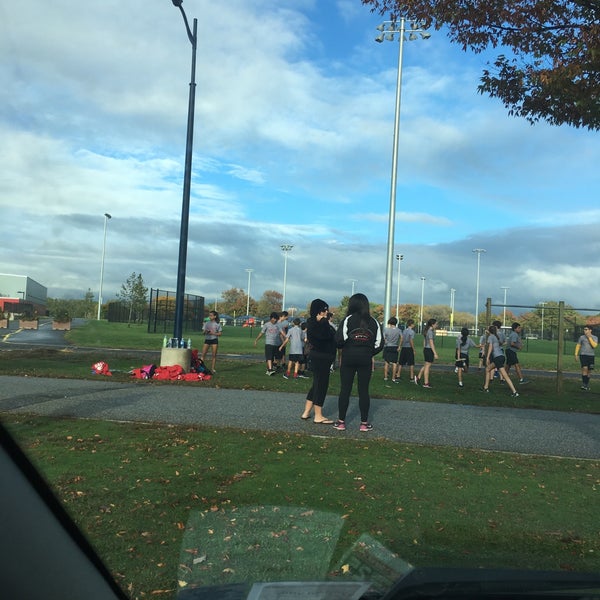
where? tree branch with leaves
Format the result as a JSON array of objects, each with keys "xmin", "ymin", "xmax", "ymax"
[
  {"xmin": 362, "ymin": 0, "xmax": 600, "ymax": 129},
  {"xmin": 117, "ymin": 272, "xmax": 149, "ymax": 324}
]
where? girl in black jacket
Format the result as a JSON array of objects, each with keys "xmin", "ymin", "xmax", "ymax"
[
  {"xmin": 333, "ymin": 293, "xmax": 383, "ymax": 431},
  {"xmin": 300, "ymin": 298, "xmax": 337, "ymax": 424}
]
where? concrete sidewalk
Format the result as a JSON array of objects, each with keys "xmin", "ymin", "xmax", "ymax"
[{"xmin": 0, "ymin": 375, "xmax": 598, "ymax": 459}]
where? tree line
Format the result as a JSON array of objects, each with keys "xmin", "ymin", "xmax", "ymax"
[
  {"xmin": 46, "ymin": 275, "xmax": 600, "ymax": 336},
  {"xmin": 47, "ymin": 272, "xmax": 148, "ymax": 322}
]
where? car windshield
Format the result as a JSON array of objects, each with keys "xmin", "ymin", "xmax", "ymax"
[{"xmin": 1, "ymin": 1, "xmax": 599, "ymax": 599}]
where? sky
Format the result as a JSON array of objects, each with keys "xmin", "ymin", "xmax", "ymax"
[{"xmin": 1, "ymin": 0, "xmax": 599, "ymax": 319}]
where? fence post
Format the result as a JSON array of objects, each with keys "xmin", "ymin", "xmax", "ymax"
[
  {"xmin": 485, "ymin": 298, "xmax": 492, "ymax": 329},
  {"xmin": 556, "ymin": 300, "xmax": 565, "ymax": 393}
]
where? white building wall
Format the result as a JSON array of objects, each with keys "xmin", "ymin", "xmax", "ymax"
[{"xmin": 0, "ymin": 273, "xmax": 48, "ymax": 307}]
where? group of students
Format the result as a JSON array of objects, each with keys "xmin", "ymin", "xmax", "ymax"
[
  {"xmin": 202, "ymin": 304, "xmax": 597, "ymax": 430},
  {"xmin": 253, "ymin": 310, "xmax": 312, "ymax": 379},
  {"xmin": 249, "ymin": 296, "xmax": 385, "ymax": 430},
  {"xmin": 382, "ymin": 317, "xmax": 531, "ymax": 395},
  {"xmin": 382, "ymin": 316, "xmax": 444, "ymax": 388}
]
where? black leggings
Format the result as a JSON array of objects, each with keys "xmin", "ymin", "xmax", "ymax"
[
  {"xmin": 306, "ymin": 352, "xmax": 333, "ymax": 407},
  {"xmin": 338, "ymin": 354, "xmax": 372, "ymax": 422}
]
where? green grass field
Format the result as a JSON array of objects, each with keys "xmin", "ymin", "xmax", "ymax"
[
  {"xmin": 64, "ymin": 320, "xmax": 578, "ymax": 371},
  {"xmin": 3, "ymin": 414, "xmax": 599, "ymax": 598},
  {"xmin": 1, "ymin": 321, "xmax": 595, "ymax": 414}
]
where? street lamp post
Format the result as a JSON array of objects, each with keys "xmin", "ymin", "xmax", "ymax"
[
  {"xmin": 350, "ymin": 279, "xmax": 358, "ymax": 296},
  {"xmin": 171, "ymin": 0, "xmax": 197, "ymax": 344},
  {"xmin": 540, "ymin": 301, "xmax": 547, "ymax": 340},
  {"xmin": 450, "ymin": 288, "xmax": 456, "ymax": 331},
  {"xmin": 281, "ymin": 244, "xmax": 293, "ymax": 311},
  {"xmin": 501, "ymin": 286, "xmax": 510, "ymax": 327},
  {"xmin": 97, "ymin": 212, "xmax": 112, "ymax": 320},
  {"xmin": 395, "ymin": 254, "xmax": 403, "ymax": 318},
  {"xmin": 419, "ymin": 276, "xmax": 426, "ymax": 332},
  {"xmin": 375, "ymin": 19, "xmax": 430, "ymax": 325},
  {"xmin": 245, "ymin": 268, "xmax": 253, "ymax": 317},
  {"xmin": 472, "ymin": 248, "xmax": 486, "ymax": 334}
]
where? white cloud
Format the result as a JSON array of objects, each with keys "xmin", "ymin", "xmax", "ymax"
[{"xmin": 0, "ymin": 0, "xmax": 599, "ymax": 316}]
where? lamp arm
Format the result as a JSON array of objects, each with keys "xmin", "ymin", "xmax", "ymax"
[{"xmin": 176, "ymin": 5, "xmax": 196, "ymax": 46}]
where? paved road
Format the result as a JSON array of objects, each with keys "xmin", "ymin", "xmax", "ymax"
[
  {"xmin": 1, "ymin": 318, "xmax": 94, "ymax": 349},
  {"xmin": 1, "ymin": 321, "xmax": 598, "ymax": 459},
  {"xmin": 0, "ymin": 375, "xmax": 598, "ymax": 460}
]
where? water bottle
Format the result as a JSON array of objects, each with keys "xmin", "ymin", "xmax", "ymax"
[
  {"xmin": 162, "ymin": 335, "xmax": 168, "ymax": 348},
  {"xmin": 179, "ymin": 338, "xmax": 184, "ymax": 348},
  {"xmin": 187, "ymin": 338, "xmax": 192, "ymax": 349}
]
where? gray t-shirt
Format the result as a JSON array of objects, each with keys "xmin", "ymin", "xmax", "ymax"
[
  {"xmin": 507, "ymin": 331, "xmax": 522, "ymax": 352},
  {"xmin": 384, "ymin": 327, "xmax": 401, "ymax": 347},
  {"xmin": 578, "ymin": 334, "xmax": 598, "ymax": 356},
  {"xmin": 424, "ymin": 328, "xmax": 435, "ymax": 349},
  {"xmin": 401, "ymin": 328, "xmax": 415, "ymax": 348},
  {"xmin": 285, "ymin": 326, "xmax": 304, "ymax": 355},
  {"xmin": 488, "ymin": 333, "xmax": 503, "ymax": 359},
  {"xmin": 456, "ymin": 337, "xmax": 477, "ymax": 355},
  {"xmin": 261, "ymin": 321, "xmax": 280, "ymax": 345}
]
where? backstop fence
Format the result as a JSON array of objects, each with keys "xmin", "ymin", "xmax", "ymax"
[
  {"xmin": 484, "ymin": 298, "xmax": 599, "ymax": 392},
  {"xmin": 147, "ymin": 288, "xmax": 205, "ymax": 335}
]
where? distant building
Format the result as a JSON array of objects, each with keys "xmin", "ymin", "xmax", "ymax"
[{"xmin": 0, "ymin": 273, "xmax": 48, "ymax": 317}]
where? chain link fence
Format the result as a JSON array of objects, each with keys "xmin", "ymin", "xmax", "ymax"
[{"xmin": 147, "ymin": 288, "xmax": 204, "ymax": 335}]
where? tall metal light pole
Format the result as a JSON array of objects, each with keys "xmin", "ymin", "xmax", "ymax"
[
  {"xmin": 540, "ymin": 301, "xmax": 547, "ymax": 340},
  {"xmin": 245, "ymin": 268, "xmax": 253, "ymax": 316},
  {"xmin": 501, "ymin": 286, "xmax": 510, "ymax": 327},
  {"xmin": 350, "ymin": 279, "xmax": 358, "ymax": 296},
  {"xmin": 375, "ymin": 19, "xmax": 430, "ymax": 325},
  {"xmin": 281, "ymin": 244, "xmax": 293, "ymax": 311},
  {"xmin": 472, "ymin": 248, "xmax": 486, "ymax": 334},
  {"xmin": 171, "ymin": 0, "xmax": 197, "ymax": 344},
  {"xmin": 419, "ymin": 276, "xmax": 426, "ymax": 332},
  {"xmin": 97, "ymin": 212, "xmax": 112, "ymax": 320},
  {"xmin": 450, "ymin": 288, "xmax": 456, "ymax": 331},
  {"xmin": 395, "ymin": 254, "xmax": 404, "ymax": 318}
]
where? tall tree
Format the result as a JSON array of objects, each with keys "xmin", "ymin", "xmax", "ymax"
[
  {"xmin": 220, "ymin": 288, "xmax": 255, "ymax": 316},
  {"xmin": 396, "ymin": 303, "xmax": 420, "ymax": 323},
  {"xmin": 117, "ymin": 272, "xmax": 148, "ymax": 324},
  {"xmin": 256, "ymin": 290, "xmax": 283, "ymax": 317},
  {"xmin": 82, "ymin": 289, "xmax": 95, "ymax": 319},
  {"xmin": 520, "ymin": 301, "xmax": 582, "ymax": 338},
  {"xmin": 362, "ymin": 0, "xmax": 600, "ymax": 130},
  {"xmin": 46, "ymin": 290, "xmax": 96, "ymax": 319}
]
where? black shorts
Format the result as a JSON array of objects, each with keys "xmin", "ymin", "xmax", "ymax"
[
  {"xmin": 506, "ymin": 348, "xmax": 519, "ymax": 366},
  {"xmin": 580, "ymin": 355, "xmax": 595, "ymax": 370},
  {"xmin": 203, "ymin": 338, "xmax": 218, "ymax": 346},
  {"xmin": 265, "ymin": 344, "xmax": 278, "ymax": 361},
  {"xmin": 288, "ymin": 353, "xmax": 303, "ymax": 363},
  {"xmin": 423, "ymin": 348, "xmax": 435, "ymax": 363},
  {"xmin": 399, "ymin": 347, "xmax": 414, "ymax": 366},
  {"xmin": 491, "ymin": 355, "xmax": 506, "ymax": 369},
  {"xmin": 383, "ymin": 347, "xmax": 399, "ymax": 364},
  {"xmin": 456, "ymin": 353, "xmax": 469, "ymax": 369}
]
